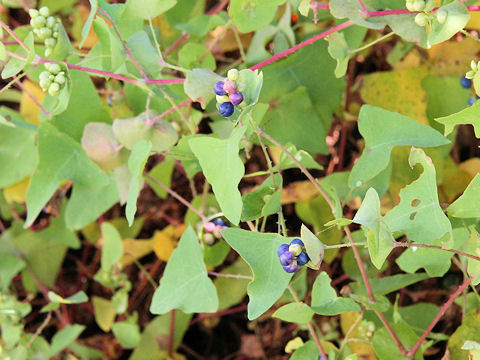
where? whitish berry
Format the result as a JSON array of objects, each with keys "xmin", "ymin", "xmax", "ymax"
[
  {"xmin": 289, "ymin": 243, "xmax": 303, "ymax": 256},
  {"xmin": 412, "ymin": 0, "xmax": 425, "ymax": 11},
  {"xmin": 436, "ymin": 10, "xmax": 447, "ymax": 24},
  {"xmin": 48, "ymin": 82, "xmax": 60, "ymax": 96},
  {"xmin": 45, "ymin": 37, "xmax": 56, "ymax": 48},
  {"xmin": 219, "ymin": 102, "xmax": 234, "ymax": 117},
  {"xmin": 216, "ymin": 94, "xmax": 229, "ymax": 103},
  {"xmin": 414, "ymin": 13, "xmax": 428, "ymax": 27},
  {"xmin": 45, "ymin": 63, "xmax": 61, "ymax": 74},
  {"xmin": 227, "ymin": 69, "xmax": 239, "ymax": 81},
  {"xmin": 39, "ymin": 6, "xmax": 50, "ymax": 17},
  {"xmin": 29, "ymin": 9, "xmax": 39, "ymax": 18}
]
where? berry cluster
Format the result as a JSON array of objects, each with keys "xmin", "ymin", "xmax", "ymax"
[
  {"xmin": 29, "ymin": 7, "xmax": 61, "ymax": 57},
  {"xmin": 406, "ymin": 0, "xmax": 447, "ymax": 27},
  {"xmin": 202, "ymin": 218, "xmax": 229, "ymax": 245},
  {"xmin": 461, "ymin": 61, "xmax": 480, "ymax": 106},
  {"xmin": 277, "ymin": 238, "xmax": 310, "ymax": 273},
  {"xmin": 214, "ymin": 69, "xmax": 245, "ymax": 117},
  {"xmin": 39, "ymin": 63, "xmax": 67, "ymax": 96}
]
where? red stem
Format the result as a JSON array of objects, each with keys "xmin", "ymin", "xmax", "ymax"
[
  {"xmin": 395, "ymin": 241, "xmax": 480, "ymax": 263},
  {"xmin": 168, "ymin": 309, "xmax": 175, "ymax": 358},
  {"xmin": 189, "ymin": 304, "xmax": 248, "ymax": 325},
  {"xmin": 406, "ymin": 276, "xmax": 474, "ymax": 357}
]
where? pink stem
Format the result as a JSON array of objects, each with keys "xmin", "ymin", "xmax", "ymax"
[
  {"xmin": 250, "ymin": 20, "xmax": 354, "ymax": 71},
  {"xmin": 148, "ymin": 99, "xmax": 192, "ymax": 125},
  {"xmin": 406, "ymin": 277, "xmax": 474, "ymax": 357},
  {"xmin": 15, "ymin": 78, "xmax": 50, "ymax": 115},
  {"xmin": 0, "ymin": 18, "xmax": 29, "ymax": 52}
]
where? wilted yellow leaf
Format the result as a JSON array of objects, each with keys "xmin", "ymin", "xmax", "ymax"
[
  {"xmin": 3, "ymin": 177, "xmax": 30, "ymax": 203},
  {"xmin": 459, "ymin": 158, "xmax": 480, "ymax": 177},
  {"xmin": 121, "ymin": 238, "xmax": 153, "ymax": 266},
  {"xmin": 428, "ymin": 38, "xmax": 480, "ymax": 76},
  {"xmin": 75, "ymin": 5, "xmax": 99, "ymax": 49},
  {"xmin": 281, "ymin": 180, "xmax": 320, "ymax": 204},
  {"xmin": 360, "ymin": 66, "xmax": 431, "ymax": 124},
  {"xmin": 340, "ymin": 312, "xmax": 377, "ymax": 360},
  {"xmin": 19, "ymin": 80, "xmax": 45, "ymax": 125},
  {"xmin": 466, "ymin": 1, "xmax": 480, "ymax": 30},
  {"xmin": 92, "ymin": 296, "xmax": 116, "ymax": 332},
  {"xmin": 152, "ymin": 230, "xmax": 176, "ymax": 261}
]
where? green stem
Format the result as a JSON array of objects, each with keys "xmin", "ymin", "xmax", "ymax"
[{"xmin": 348, "ymin": 32, "xmax": 395, "ymax": 54}]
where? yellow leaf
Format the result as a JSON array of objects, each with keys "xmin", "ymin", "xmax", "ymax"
[
  {"xmin": 3, "ymin": 177, "xmax": 30, "ymax": 203},
  {"xmin": 268, "ymin": 145, "xmax": 282, "ymax": 165},
  {"xmin": 92, "ymin": 296, "xmax": 116, "ymax": 332},
  {"xmin": 360, "ymin": 67, "xmax": 431, "ymax": 124},
  {"xmin": 151, "ymin": 230, "xmax": 176, "ymax": 261},
  {"xmin": 75, "ymin": 5, "xmax": 99, "ymax": 49},
  {"xmin": 281, "ymin": 180, "xmax": 320, "ymax": 204},
  {"xmin": 340, "ymin": 312, "xmax": 377, "ymax": 360},
  {"xmin": 19, "ymin": 80, "xmax": 45, "ymax": 125},
  {"xmin": 466, "ymin": 1, "xmax": 480, "ymax": 30},
  {"xmin": 459, "ymin": 158, "xmax": 480, "ymax": 177},
  {"xmin": 285, "ymin": 337, "xmax": 304, "ymax": 354},
  {"xmin": 120, "ymin": 238, "xmax": 153, "ymax": 266},
  {"xmin": 393, "ymin": 50, "xmax": 422, "ymax": 70},
  {"xmin": 428, "ymin": 38, "xmax": 480, "ymax": 76}
]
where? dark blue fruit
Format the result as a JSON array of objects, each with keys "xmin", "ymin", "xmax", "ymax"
[
  {"xmin": 461, "ymin": 77, "xmax": 472, "ymax": 89},
  {"xmin": 279, "ymin": 251, "xmax": 294, "ymax": 266},
  {"xmin": 297, "ymin": 251, "xmax": 310, "ymax": 266},
  {"xmin": 283, "ymin": 262, "xmax": 299, "ymax": 273},
  {"xmin": 214, "ymin": 81, "xmax": 226, "ymax": 96},
  {"xmin": 468, "ymin": 97, "xmax": 476, "ymax": 106},
  {"xmin": 289, "ymin": 238, "xmax": 304, "ymax": 247},
  {"xmin": 219, "ymin": 102, "xmax": 234, "ymax": 117},
  {"xmin": 277, "ymin": 244, "xmax": 289, "ymax": 257},
  {"xmin": 212, "ymin": 218, "xmax": 226, "ymax": 226}
]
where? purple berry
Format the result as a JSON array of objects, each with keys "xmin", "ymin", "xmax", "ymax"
[
  {"xmin": 468, "ymin": 97, "xmax": 476, "ymax": 106},
  {"xmin": 277, "ymin": 244, "xmax": 289, "ymax": 257},
  {"xmin": 289, "ymin": 238, "xmax": 304, "ymax": 247},
  {"xmin": 204, "ymin": 222, "xmax": 216, "ymax": 233},
  {"xmin": 279, "ymin": 251, "xmax": 294, "ymax": 266},
  {"xmin": 212, "ymin": 218, "xmax": 226, "ymax": 226},
  {"xmin": 230, "ymin": 92, "xmax": 244, "ymax": 106},
  {"xmin": 461, "ymin": 77, "xmax": 472, "ymax": 89},
  {"xmin": 283, "ymin": 262, "xmax": 299, "ymax": 273},
  {"xmin": 214, "ymin": 81, "xmax": 226, "ymax": 96},
  {"xmin": 219, "ymin": 102, "xmax": 234, "ymax": 117},
  {"xmin": 223, "ymin": 80, "xmax": 237, "ymax": 95},
  {"xmin": 297, "ymin": 251, "xmax": 310, "ymax": 266}
]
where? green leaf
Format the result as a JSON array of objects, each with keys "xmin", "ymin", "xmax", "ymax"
[
  {"xmin": 184, "ymin": 69, "xmax": 223, "ymax": 108},
  {"xmin": 145, "ymin": 159, "xmax": 176, "ymax": 199},
  {"xmin": 215, "ymin": 257, "xmax": 251, "ymax": 311},
  {"xmin": 385, "ymin": 147, "xmax": 452, "ymax": 244},
  {"xmin": 178, "ymin": 43, "xmax": 215, "ymax": 70},
  {"xmin": 273, "ymin": 144, "xmax": 323, "ymax": 172},
  {"xmin": 221, "ymin": 228, "xmax": 293, "ymax": 320},
  {"xmin": 79, "ymin": 0, "xmax": 98, "ymax": 48},
  {"xmin": 112, "ymin": 322, "xmax": 141, "ymax": 349},
  {"xmin": 126, "ymin": 140, "xmax": 151, "ymax": 226},
  {"xmin": 435, "ymin": 100, "xmax": 480, "ymax": 138},
  {"xmin": 311, "ymin": 272, "xmax": 360, "ymax": 315},
  {"xmin": 291, "ymin": 340, "xmax": 320, "ymax": 360},
  {"xmin": 127, "ymin": 31, "xmax": 162, "ymax": 77},
  {"xmin": 241, "ymin": 174, "xmax": 282, "ymax": 221},
  {"xmin": 126, "ymin": 0, "xmax": 177, "ymax": 19},
  {"xmin": 229, "ymin": 0, "xmax": 287, "ymax": 33},
  {"xmin": 353, "ymin": 188, "xmax": 394, "ymax": 269},
  {"xmin": 0, "ymin": 254, "xmax": 25, "ymax": 291},
  {"xmin": 350, "ymin": 273, "xmax": 429, "ymax": 296},
  {"xmin": 112, "ymin": 112, "xmax": 178, "ymax": 152},
  {"xmin": 428, "ymin": 1, "xmax": 470, "ymax": 47},
  {"xmin": 372, "ymin": 322, "xmax": 422, "ymax": 360},
  {"xmin": 48, "ymin": 291, "xmax": 88, "ymax": 304},
  {"xmin": 272, "ymin": 302, "xmax": 314, "ymax": 324},
  {"xmin": 65, "ymin": 173, "xmax": 119, "ymax": 230},
  {"xmin": 448, "ymin": 310, "xmax": 480, "ymax": 360},
  {"xmin": 93, "ymin": 17, "xmax": 126, "ymax": 72},
  {"xmin": 448, "ymin": 174, "xmax": 480, "ymax": 218},
  {"xmin": 467, "ymin": 228, "xmax": 480, "ymax": 286},
  {"xmin": 189, "ymin": 127, "xmax": 246, "ymax": 225},
  {"xmin": 25, "ymin": 123, "xmax": 109, "ymax": 227},
  {"xmin": 0, "ymin": 123, "xmax": 37, "ymax": 188},
  {"xmin": 349, "ymin": 105, "xmax": 449, "ymax": 188},
  {"xmin": 150, "ymin": 227, "xmax": 218, "ymax": 314},
  {"xmin": 327, "ymin": 32, "xmax": 350, "ymax": 78},
  {"xmin": 92, "ymin": 296, "xmax": 116, "ymax": 332},
  {"xmin": 1, "ymin": 32, "xmax": 34, "ymax": 79},
  {"xmin": 50, "ymin": 324, "xmax": 85, "ymax": 357},
  {"xmin": 329, "ymin": 0, "xmax": 385, "ymax": 29},
  {"xmin": 100, "ymin": 222, "xmax": 123, "ymax": 270},
  {"xmin": 300, "ymin": 224, "xmax": 325, "ymax": 270}
]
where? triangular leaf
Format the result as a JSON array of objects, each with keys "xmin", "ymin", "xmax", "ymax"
[{"xmin": 311, "ymin": 272, "xmax": 360, "ymax": 315}]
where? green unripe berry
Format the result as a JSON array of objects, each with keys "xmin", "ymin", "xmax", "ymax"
[
  {"xmin": 45, "ymin": 63, "xmax": 61, "ymax": 74},
  {"xmin": 53, "ymin": 31, "xmax": 59, "ymax": 38},
  {"xmin": 413, "ymin": 1, "xmax": 425, "ymax": 12},
  {"xmin": 31, "ymin": 15, "xmax": 46, "ymax": 28},
  {"xmin": 466, "ymin": 70, "xmax": 475, "ymax": 79},
  {"xmin": 227, "ymin": 69, "xmax": 239, "ymax": 81},
  {"xmin": 45, "ymin": 37, "xmax": 56, "ymax": 48},
  {"xmin": 425, "ymin": 0, "xmax": 434, "ymax": 11},
  {"xmin": 39, "ymin": 78, "xmax": 52, "ymax": 90},
  {"xmin": 471, "ymin": 60, "xmax": 478, "ymax": 71},
  {"xmin": 39, "ymin": 6, "xmax": 50, "ymax": 17},
  {"xmin": 48, "ymin": 82, "xmax": 60, "ymax": 96},
  {"xmin": 216, "ymin": 94, "xmax": 229, "ymax": 103},
  {"xmin": 289, "ymin": 244, "xmax": 303, "ymax": 257},
  {"xmin": 203, "ymin": 233, "xmax": 215, "ymax": 245},
  {"xmin": 29, "ymin": 9, "xmax": 39, "ymax": 18},
  {"xmin": 415, "ymin": 13, "xmax": 428, "ymax": 27},
  {"xmin": 54, "ymin": 74, "xmax": 66, "ymax": 85},
  {"xmin": 46, "ymin": 16, "xmax": 56, "ymax": 28},
  {"xmin": 39, "ymin": 71, "xmax": 51, "ymax": 80},
  {"xmin": 436, "ymin": 10, "xmax": 447, "ymax": 24},
  {"xmin": 39, "ymin": 27, "xmax": 52, "ymax": 40},
  {"xmin": 405, "ymin": 0, "xmax": 414, "ymax": 12}
]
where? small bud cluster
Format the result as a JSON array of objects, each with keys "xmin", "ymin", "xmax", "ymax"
[
  {"xmin": 214, "ymin": 69, "xmax": 245, "ymax": 117},
  {"xmin": 29, "ymin": 7, "xmax": 61, "ymax": 57},
  {"xmin": 39, "ymin": 63, "xmax": 66, "ymax": 96},
  {"xmin": 463, "ymin": 61, "xmax": 480, "ymax": 106},
  {"xmin": 405, "ymin": 0, "xmax": 447, "ymax": 27},
  {"xmin": 277, "ymin": 238, "xmax": 310, "ymax": 273},
  {"xmin": 202, "ymin": 218, "xmax": 229, "ymax": 245}
]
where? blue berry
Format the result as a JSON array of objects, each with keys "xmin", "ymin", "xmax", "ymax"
[
  {"xmin": 297, "ymin": 251, "xmax": 310, "ymax": 266},
  {"xmin": 219, "ymin": 102, "xmax": 234, "ymax": 117},
  {"xmin": 461, "ymin": 77, "xmax": 472, "ymax": 89},
  {"xmin": 319, "ymin": 356, "xmax": 328, "ymax": 360},
  {"xmin": 468, "ymin": 97, "xmax": 476, "ymax": 106},
  {"xmin": 279, "ymin": 251, "xmax": 294, "ymax": 266},
  {"xmin": 212, "ymin": 218, "xmax": 226, "ymax": 226},
  {"xmin": 277, "ymin": 244, "xmax": 289, "ymax": 257},
  {"xmin": 289, "ymin": 238, "xmax": 304, "ymax": 247},
  {"xmin": 282, "ymin": 262, "xmax": 299, "ymax": 273},
  {"xmin": 214, "ymin": 81, "xmax": 226, "ymax": 96},
  {"xmin": 230, "ymin": 92, "xmax": 244, "ymax": 106}
]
